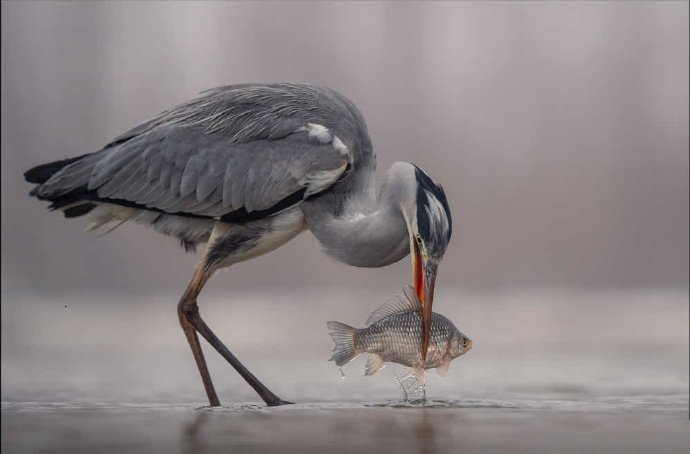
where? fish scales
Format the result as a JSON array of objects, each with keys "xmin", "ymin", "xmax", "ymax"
[{"xmin": 327, "ymin": 285, "xmax": 472, "ymax": 379}]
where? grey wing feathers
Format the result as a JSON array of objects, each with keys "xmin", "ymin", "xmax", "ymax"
[
  {"xmin": 32, "ymin": 83, "xmax": 366, "ymax": 218},
  {"xmin": 106, "ymin": 83, "xmax": 371, "ymax": 151},
  {"xmin": 37, "ymin": 126, "xmax": 349, "ymax": 217}
]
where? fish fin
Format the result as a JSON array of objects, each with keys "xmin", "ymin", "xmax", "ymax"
[
  {"xmin": 327, "ymin": 321, "xmax": 359, "ymax": 366},
  {"xmin": 437, "ymin": 358, "xmax": 450, "ymax": 377},
  {"xmin": 414, "ymin": 367, "xmax": 426, "ymax": 385},
  {"xmin": 365, "ymin": 285, "xmax": 423, "ymax": 325},
  {"xmin": 365, "ymin": 354, "xmax": 385, "ymax": 376}
]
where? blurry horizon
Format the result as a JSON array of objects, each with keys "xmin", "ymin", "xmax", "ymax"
[{"xmin": 2, "ymin": 1, "xmax": 688, "ymax": 294}]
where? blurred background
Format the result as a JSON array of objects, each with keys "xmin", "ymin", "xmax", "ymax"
[{"xmin": 1, "ymin": 1, "xmax": 688, "ymax": 408}]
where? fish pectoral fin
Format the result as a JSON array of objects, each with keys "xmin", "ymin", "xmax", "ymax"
[
  {"xmin": 436, "ymin": 359, "xmax": 450, "ymax": 377},
  {"xmin": 364, "ymin": 354, "xmax": 385, "ymax": 376}
]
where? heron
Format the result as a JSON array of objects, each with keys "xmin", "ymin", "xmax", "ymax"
[{"xmin": 23, "ymin": 83, "xmax": 452, "ymax": 407}]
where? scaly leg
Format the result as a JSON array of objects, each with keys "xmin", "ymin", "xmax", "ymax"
[
  {"xmin": 178, "ymin": 263, "xmax": 220, "ymax": 407},
  {"xmin": 178, "ymin": 224, "xmax": 291, "ymax": 407}
]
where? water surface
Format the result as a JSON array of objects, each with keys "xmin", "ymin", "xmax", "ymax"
[{"xmin": 2, "ymin": 288, "xmax": 688, "ymax": 452}]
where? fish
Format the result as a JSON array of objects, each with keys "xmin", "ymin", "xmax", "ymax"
[{"xmin": 327, "ymin": 285, "xmax": 472, "ymax": 382}]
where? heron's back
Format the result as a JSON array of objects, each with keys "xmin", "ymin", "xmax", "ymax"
[{"xmin": 24, "ymin": 83, "xmax": 375, "ymax": 250}]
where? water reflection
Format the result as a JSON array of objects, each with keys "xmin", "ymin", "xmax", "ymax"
[
  {"xmin": 365, "ymin": 400, "xmax": 453, "ymax": 454},
  {"xmin": 182, "ymin": 412, "xmax": 209, "ymax": 454},
  {"xmin": 3, "ymin": 399, "xmax": 687, "ymax": 454},
  {"xmin": 173, "ymin": 395, "xmax": 689, "ymax": 454},
  {"xmin": 413, "ymin": 410, "xmax": 435, "ymax": 454},
  {"xmin": 180, "ymin": 401, "xmax": 451, "ymax": 454}
]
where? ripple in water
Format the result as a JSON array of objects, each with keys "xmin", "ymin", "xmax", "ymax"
[{"xmin": 3, "ymin": 395, "xmax": 686, "ymax": 414}]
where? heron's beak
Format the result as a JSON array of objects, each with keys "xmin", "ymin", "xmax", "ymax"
[{"xmin": 412, "ymin": 242, "xmax": 437, "ymax": 360}]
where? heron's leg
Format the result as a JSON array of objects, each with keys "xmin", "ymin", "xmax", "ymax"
[
  {"xmin": 178, "ymin": 225, "xmax": 291, "ymax": 407},
  {"xmin": 178, "ymin": 265, "xmax": 220, "ymax": 407}
]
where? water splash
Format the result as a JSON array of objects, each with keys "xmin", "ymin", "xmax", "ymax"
[
  {"xmin": 339, "ymin": 368, "xmax": 346, "ymax": 380},
  {"xmin": 394, "ymin": 367, "xmax": 426, "ymax": 402}
]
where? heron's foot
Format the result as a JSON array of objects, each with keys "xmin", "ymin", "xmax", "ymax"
[
  {"xmin": 266, "ymin": 397, "xmax": 294, "ymax": 407},
  {"xmin": 194, "ymin": 404, "xmax": 221, "ymax": 410}
]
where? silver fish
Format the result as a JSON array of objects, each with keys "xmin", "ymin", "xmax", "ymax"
[{"xmin": 327, "ymin": 286, "xmax": 472, "ymax": 382}]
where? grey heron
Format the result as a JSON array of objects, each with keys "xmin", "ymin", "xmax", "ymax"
[{"xmin": 24, "ymin": 83, "xmax": 452, "ymax": 407}]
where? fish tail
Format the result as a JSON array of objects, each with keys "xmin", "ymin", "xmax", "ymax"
[{"xmin": 326, "ymin": 321, "xmax": 360, "ymax": 366}]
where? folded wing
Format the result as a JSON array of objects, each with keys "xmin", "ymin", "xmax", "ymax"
[{"xmin": 31, "ymin": 84, "xmax": 362, "ymax": 221}]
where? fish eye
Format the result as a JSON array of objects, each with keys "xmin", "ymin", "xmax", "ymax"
[{"xmin": 461, "ymin": 339, "xmax": 468, "ymax": 347}]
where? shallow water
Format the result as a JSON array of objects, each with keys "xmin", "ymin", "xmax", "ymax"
[
  {"xmin": 2, "ymin": 396, "xmax": 688, "ymax": 454},
  {"xmin": 2, "ymin": 288, "xmax": 688, "ymax": 452}
]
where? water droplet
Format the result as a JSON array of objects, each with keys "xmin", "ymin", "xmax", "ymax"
[{"xmin": 339, "ymin": 368, "xmax": 346, "ymax": 379}]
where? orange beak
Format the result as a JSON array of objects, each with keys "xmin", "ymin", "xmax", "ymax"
[{"xmin": 413, "ymin": 241, "xmax": 437, "ymax": 360}]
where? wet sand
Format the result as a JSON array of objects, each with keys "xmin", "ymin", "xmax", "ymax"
[{"xmin": 2, "ymin": 287, "xmax": 688, "ymax": 452}]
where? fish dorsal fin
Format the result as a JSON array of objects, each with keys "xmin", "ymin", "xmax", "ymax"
[{"xmin": 365, "ymin": 285, "xmax": 422, "ymax": 325}]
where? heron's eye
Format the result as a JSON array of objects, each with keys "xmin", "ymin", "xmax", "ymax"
[{"xmin": 415, "ymin": 235, "xmax": 422, "ymax": 244}]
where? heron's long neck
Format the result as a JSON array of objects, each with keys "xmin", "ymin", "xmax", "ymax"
[{"xmin": 302, "ymin": 168, "xmax": 411, "ymax": 268}]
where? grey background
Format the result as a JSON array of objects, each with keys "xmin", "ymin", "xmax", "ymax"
[
  {"xmin": 2, "ymin": 1, "xmax": 687, "ymax": 294},
  {"xmin": 1, "ymin": 6, "xmax": 688, "ymax": 452}
]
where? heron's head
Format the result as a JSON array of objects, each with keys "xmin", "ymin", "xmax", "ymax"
[{"xmin": 392, "ymin": 162, "xmax": 453, "ymax": 359}]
